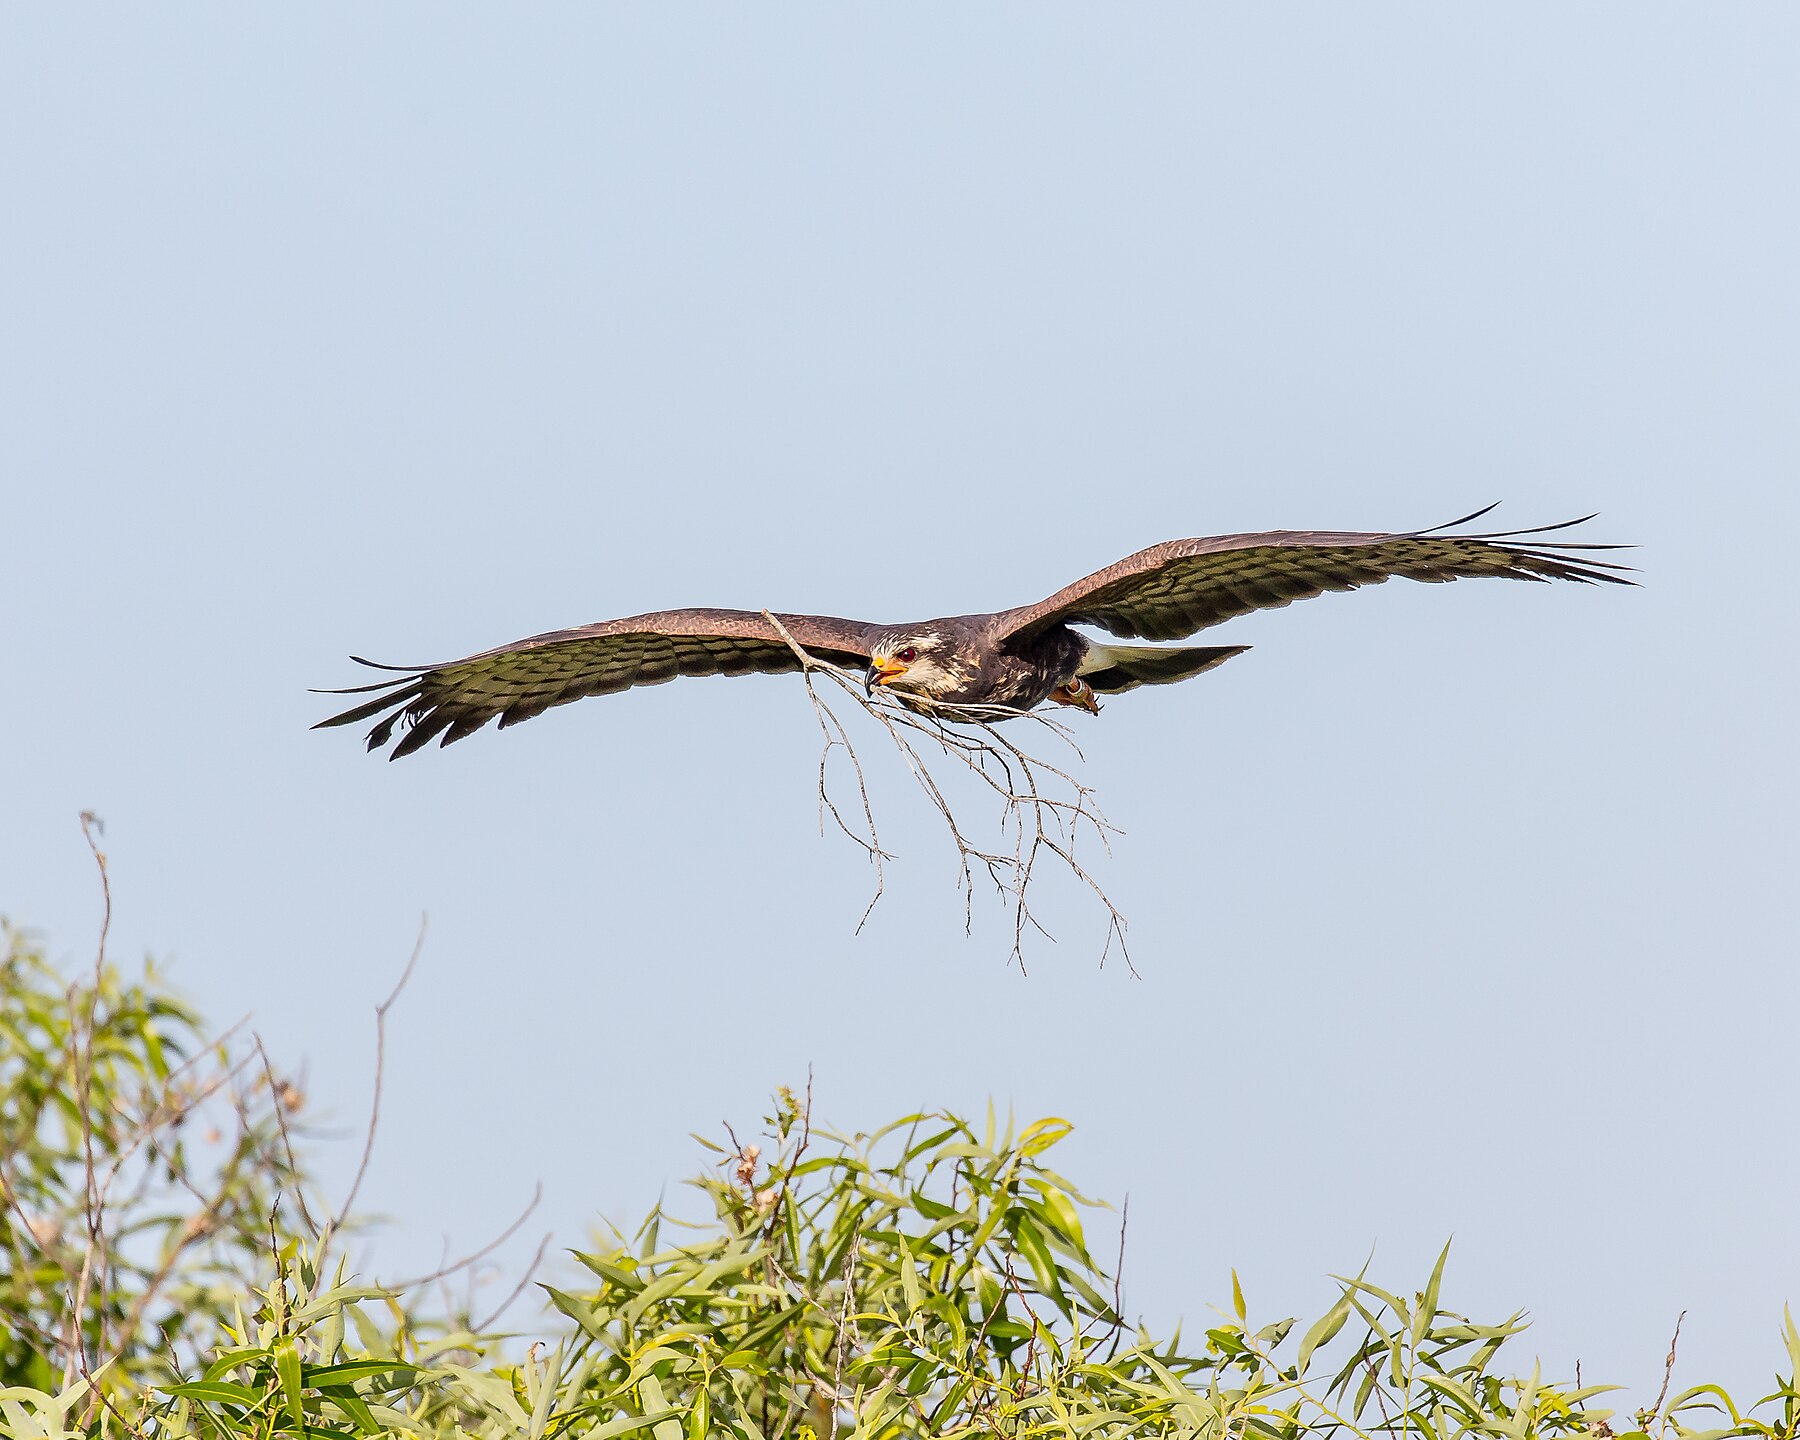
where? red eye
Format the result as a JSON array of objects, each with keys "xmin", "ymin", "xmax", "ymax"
[{"xmin": 896, "ymin": 647, "xmax": 918, "ymax": 663}]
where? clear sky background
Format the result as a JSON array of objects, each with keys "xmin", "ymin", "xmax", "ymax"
[{"xmin": 5, "ymin": 3, "xmax": 1797, "ymax": 1402}]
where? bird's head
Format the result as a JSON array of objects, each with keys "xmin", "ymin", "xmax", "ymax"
[{"xmin": 866, "ymin": 632, "xmax": 957, "ymax": 699}]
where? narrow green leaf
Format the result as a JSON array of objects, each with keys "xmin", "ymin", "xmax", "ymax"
[
  {"xmin": 1018, "ymin": 1117, "xmax": 1074, "ymax": 1157},
  {"xmin": 1296, "ymin": 1291, "xmax": 1352, "ymax": 1375},
  {"xmin": 1413, "ymin": 1238, "xmax": 1451, "ymax": 1344},
  {"xmin": 586, "ymin": 1411, "xmax": 686, "ymax": 1440},
  {"xmin": 527, "ymin": 1341, "xmax": 562, "ymax": 1440},
  {"xmin": 638, "ymin": 1377, "xmax": 684, "ymax": 1440},
  {"xmin": 201, "ymin": 1348, "xmax": 269, "ymax": 1383},
  {"xmin": 163, "ymin": 1381, "xmax": 261, "ymax": 1406},
  {"xmin": 275, "ymin": 1339, "xmax": 305, "ymax": 1432},
  {"xmin": 318, "ymin": 1387, "xmax": 380, "ymax": 1437},
  {"xmin": 1013, "ymin": 1216, "xmax": 1065, "ymax": 1307},
  {"xmin": 303, "ymin": 1361, "xmax": 420, "ymax": 1388},
  {"xmin": 547, "ymin": 1286, "xmax": 612, "ymax": 1343},
  {"xmin": 898, "ymin": 1233, "xmax": 924, "ymax": 1317}
]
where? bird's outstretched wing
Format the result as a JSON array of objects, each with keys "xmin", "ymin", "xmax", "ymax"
[
  {"xmin": 997, "ymin": 507, "xmax": 1632, "ymax": 644},
  {"xmin": 314, "ymin": 609, "xmax": 876, "ymax": 758}
]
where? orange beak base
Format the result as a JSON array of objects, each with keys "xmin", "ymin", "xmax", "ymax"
[{"xmin": 866, "ymin": 658, "xmax": 907, "ymax": 694}]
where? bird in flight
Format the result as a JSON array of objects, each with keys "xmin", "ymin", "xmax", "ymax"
[{"xmin": 315, "ymin": 507, "xmax": 1628, "ymax": 759}]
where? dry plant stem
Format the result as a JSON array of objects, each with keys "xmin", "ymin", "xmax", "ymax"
[
  {"xmin": 53, "ymin": 815, "xmax": 283, "ymax": 1411},
  {"xmin": 759, "ymin": 613, "xmax": 1133, "ymax": 973},
  {"xmin": 1003, "ymin": 1254, "xmax": 1045, "ymax": 1380},
  {"xmin": 392, "ymin": 1181, "xmax": 544, "ymax": 1290},
  {"xmin": 68, "ymin": 816, "xmax": 155, "ymax": 1437},
  {"xmin": 109, "ymin": 1016, "xmax": 255, "ymax": 1212},
  {"xmin": 67, "ymin": 813, "xmax": 113, "ymax": 1388},
  {"xmin": 759, "ymin": 1069, "xmax": 814, "ymax": 1259},
  {"xmin": 0, "ymin": 1010, "xmax": 243, "ymax": 1272},
  {"xmin": 1649, "ymin": 1311, "xmax": 1686, "ymax": 1424},
  {"xmin": 471, "ymin": 1230, "xmax": 554, "ymax": 1333},
  {"xmin": 320, "ymin": 917, "xmax": 547, "ymax": 1324},
  {"xmin": 324, "ymin": 915, "xmax": 426, "ymax": 1254},
  {"xmin": 1365, "ymin": 1357, "xmax": 1398, "ymax": 1432},
  {"xmin": 255, "ymin": 1034, "xmax": 321, "ymax": 1237},
  {"xmin": 108, "ymin": 1138, "xmax": 250, "ymax": 1370},
  {"xmin": 826, "ymin": 1231, "xmax": 860, "ymax": 1440},
  {"xmin": 1100, "ymin": 1194, "xmax": 1131, "ymax": 1362}
]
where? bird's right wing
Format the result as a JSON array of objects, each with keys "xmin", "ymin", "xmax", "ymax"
[
  {"xmin": 313, "ymin": 609, "xmax": 877, "ymax": 758},
  {"xmin": 997, "ymin": 508, "xmax": 1632, "ymax": 644}
]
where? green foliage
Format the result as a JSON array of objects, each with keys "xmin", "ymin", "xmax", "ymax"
[
  {"xmin": 3, "ymin": 925, "xmax": 1798, "ymax": 1438},
  {"xmin": 0, "ymin": 922, "xmax": 312, "ymax": 1391}
]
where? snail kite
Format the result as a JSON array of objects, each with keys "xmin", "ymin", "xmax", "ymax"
[{"xmin": 315, "ymin": 506, "xmax": 1629, "ymax": 759}]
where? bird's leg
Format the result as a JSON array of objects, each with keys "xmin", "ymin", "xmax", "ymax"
[{"xmin": 1046, "ymin": 678, "xmax": 1101, "ymax": 715}]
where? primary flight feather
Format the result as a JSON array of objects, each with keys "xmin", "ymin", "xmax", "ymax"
[{"xmin": 314, "ymin": 506, "xmax": 1631, "ymax": 759}]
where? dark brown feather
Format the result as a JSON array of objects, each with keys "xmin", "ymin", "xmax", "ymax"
[
  {"xmin": 313, "ymin": 608, "xmax": 876, "ymax": 759},
  {"xmin": 997, "ymin": 515, "xmax": 1632, "ymax": 644},
  {"xmin": 315, "ymin": 511, "xmax": 1631, "ymax": 759}
]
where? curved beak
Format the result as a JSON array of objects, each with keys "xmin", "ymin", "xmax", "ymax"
[{"xmin": 865, "ymin": 658, "xmax": 906, "ymax": 695}]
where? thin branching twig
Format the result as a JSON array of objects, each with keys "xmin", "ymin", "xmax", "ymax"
[
  {"xmin": 254, "ymin": 1034, "xmax": 321, "ymax": 1238},
  {"xmin": 391, "ymin": 1181, "xmax": 544, "ymax": 1291},
  {"xmin": 471, "ymin": 1230, "xmax": 555, "ymax": 1334},
  {"xmin": 826, "ymin": 1231, "xmax": 860, "ymax": 1440},
  {"xmin": 68, "ymin": 813, "xmax": 112, "ymax": 1386},
  {"xmin": 1644, "ymin": 1311, "xmax": 1687, "ymax": 1428},
  {"xmin": 325, "ymin": 916, "xmax": 426, "ymax": 1250},
  {"xmin": 760, "ymin": 613, "xmax": 1133, "ymax": 974},
  {"xmin": 1102, "ymin": 1193, "xmax": 1131, "ymax": 1362}
]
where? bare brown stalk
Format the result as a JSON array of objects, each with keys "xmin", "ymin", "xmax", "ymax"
[
  {"xmin": 1646, "ymin": 1310, "xmax": 1686, "ymax": 1429},
  {"xmin": 1365, "ymin": 1355, "xmax": 1398, "ymax": 1431},
  {"xmin": 254, "ymin": 1034, "xmax": 321, "ymax": 1237},
  {"xmin": 757, "ymin": 1070, "xmax": 814, "ymax": 1256},
  {"xmin": 1100, "ymin": 1193, "xmax": 1131, "ymax": 1361},
  {"xmin": 759, "ymin": 613, "xmax": 1133, "ymax": 973},
  {"xmin": 109, "ymin": 1145, "xmax": 248, "ymax": 1368},
  {"xmin": 1002, "ymin": 1252, "xmax": 1047, "ymax": 1390},
  {"xmin": 67, "ymin": 812, "xmax": 112, "ymax": 1386},
  {"xmin": 826, "ymin": 1230, "xmax": 860, "ymax": 1440},
  {"xmin": 44, "ymin": 827, "xmax": 547, "ymax": 1410},
  {"xmin": 391, "ymin": 1180, "xmax": 544, "ymax": 1290},
  {"xmin": 324, "ymin": 915, "xmax": 427, "ymax": 1251},
  {"xmin": 471, "ymin": 1229, "xmax": 555, "ymax": 1333},
  {"xmin": 56, "ymin": 975, "xmax": 283, "ymax": 1412}
]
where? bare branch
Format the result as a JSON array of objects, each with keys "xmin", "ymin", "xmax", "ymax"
[
  {"xmin": 67, "ymin": 812, "xmax": 112, "ymax": 1386},
  {"xmin": 1102, "ymin": 1193, "xmax": 1131, "ymax": 1360},
  {"xmin": 389, "ymin": 1181, "xmax": 544, "ymax": 1290},
  {"xmin": 1647, "ymin": 1310, "xmax": 1687, "ymax": 1428},
  {"xmin": 759, "ymin": 614, "xmax": 1132, "ymax": 972},
  {"xmin": 253, "ymin": 1034, "xmax": 322, "ymax": 1238},
  {"xmin": 471, "ymin": 1230, "xmax": 554, "ymax": 1334},
  {"xmin": 325, "ymin": 916, "xmax": 427, "ymax": 1249},
  {"xmin": 826, "ymin": 1230, "xmax": 860, "ymax": 1440}
]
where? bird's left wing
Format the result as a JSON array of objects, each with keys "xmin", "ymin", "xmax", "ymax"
[
  {"xmin": 314, "ymin": 609, "xmax": 876, "ymax": 758},
  {"xmin": 996, "ymin": 508, "xmax": 1632, "ymax": 645}
]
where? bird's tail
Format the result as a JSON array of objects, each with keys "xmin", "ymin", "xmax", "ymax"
[{"xmin": 1077, "ymin": 642, "xmax": 1250, "ymax": 694}]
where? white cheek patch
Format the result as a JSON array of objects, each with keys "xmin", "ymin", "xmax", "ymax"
[{"xmin": 900, "ymin": 657, "xmax": 960, "ymax": 695}]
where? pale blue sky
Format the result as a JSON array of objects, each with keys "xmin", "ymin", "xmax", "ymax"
[{"xmin": 4, "ymin": 3, "xmax": 1797, "ymax": 1400}]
